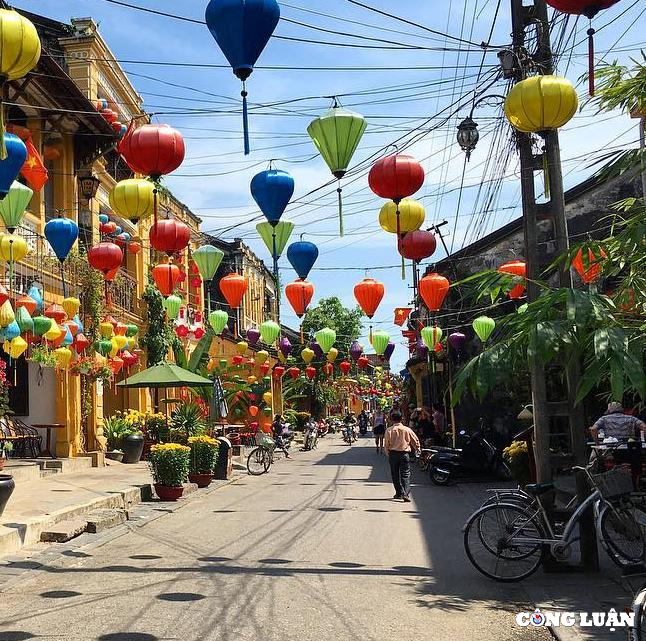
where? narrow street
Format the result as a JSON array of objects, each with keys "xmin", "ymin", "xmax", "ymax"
[{"xmin": 0, "ymin": 437, "xmax": 550, "ymax": 641}]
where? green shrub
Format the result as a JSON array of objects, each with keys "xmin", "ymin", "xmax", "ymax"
[
  {"xmin": 188, "ymin": 436, "xmax": 220, "ymax": 474},
  {"xmin": 148, "ymin": 443, "xmax": 190, "ymax": 487}
]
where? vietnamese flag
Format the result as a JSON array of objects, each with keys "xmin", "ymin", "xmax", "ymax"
[
  {"xmin": 6, "ymin": 124, "xmax": 48, "ymax": 191},
  {"xmin": 393, "ymin": 307, "xmax": 412, "ymax": 326}
]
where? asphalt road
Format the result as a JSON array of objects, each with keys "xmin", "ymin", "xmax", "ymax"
[{"xmin": 0, "ymin": 436, "xmax": 551, "ymax": 641}]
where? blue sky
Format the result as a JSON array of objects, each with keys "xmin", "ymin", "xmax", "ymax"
[{"xmin": 15, "ymin": 0, "xmax": 645, "ymax": 372}]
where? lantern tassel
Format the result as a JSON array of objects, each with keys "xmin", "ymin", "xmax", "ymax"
[
  {"xmin": 396, "ymin": 205, "xmax": 405, "ymax": 280},
  {"xmin": 543, "ymin": 151, "xmax": 550, "ymax": 200},
  {"xmin": 588, "ymin": 27, "xmax": 595, "ymax": 97},
  {"xmin": 242, "ymin": 84, "xmax": 250, "ymax": 156},
  {"xmin": 300, "ymin": 324, "xmax": 304, "ymax": 344},
  {"xmin": 369, "ymin": 325, "xmax": 373, "ymax": 344},
  {"xmin": 337, "ymin": 183, "xmax": 344, "ymax": 237},
  {"xmin": 153, "ymin": 187, "xmax": 158, "ymax": 224},
  {"xmin": 60, "ymin": 262, "xmax": 67, "ymax": 298}
]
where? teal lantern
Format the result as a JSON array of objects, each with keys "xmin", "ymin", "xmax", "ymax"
[
  {"xmin": 315, "ymin": 328, "xmax": 336, "ymax": 354},
  {"xmin": 15, "ymin": 305, "xmax": 33, "ymax": 333},
  {"xmin": 164, "ymin": 294, "xmax": 182, "ymax": 320},
  {"xmin": 260, "ymin": 320, "xmax": 280, "ymax": 345},
  {"xmin": 472, "ymin": 316, "xmax": 495, "ymax": 342},
  {"xmin": 0, "ymin": 180, "xmax": 32, "ymax": 232},
  {"xmin": 209, "ymin": 309, "xmax": 229, "ymax": 335},
  {"xmin": 371, "ymin": 329, "xmax": 390, "ymax": 356},
  {"xmin": 421, "ymin": 326, "xmax": 443, "ymax": 349}
]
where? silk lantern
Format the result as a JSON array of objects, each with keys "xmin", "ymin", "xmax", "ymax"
[
  {"xmin": 349, "ymin": 340, "xmax": 363, "ymax": 362},
  {"xmin": 219, "ymin": 273, "xmax": 247, "ymax": 309},
  {"xmin": 163, "ymin": 294, "xmax": 182, "ymax": 320},
  {"xmin": 256, "ymin": 220, "xmax": 294, "ymax": 275},
  {"xmin": 279, "ymin": 336, "xmax": 291, "ymax": 358},
  {"xmin": 421, "ymin": 326, "xmax": 443, "ymax": 349},
  {"xmin": 73, "ymin": 333, "xmax": 90, "ymax": 354},
  {"xmin": 285, "ymin": 279, "xmax": 314, "ymax": 318},
  {"xmin": 109, "ymin": 178, "xmax": 155, "ymax": 224},
  {"xmin": 323, "ymin": 362, "xmax": 333, "ymax": 376},
  {"xmin": 305, "ymin": 366, "xmax": 316, "ymax": 381},
  {"xmin": 209, "ymin": 309, "xmax": 229, "ymax": 335},
  {"xmin": 43, "ymin": 320, "xmax": 61, "ymax": 342},
  {"xmin": 448, "ymin": 332, "xmax": 467, "ymax": 352},
  {"xmin": 398, "ymin": 229, "xmax": 437, "ymax": 261},
  {"xmin": 0, "ymin": 300, "xmax": 13, "ymax": 326},
  {"xmin": 205, "ymin": 0, "xmax": 280, "ymax": 154},
  {"xmin": 32, "ymin": 315, "xmax": 51, "ymax": 337},
  {"xmin": 0, "ymin": 11, "xmax": 41, "ymax": 85},
  {"xmin": 419, "ymin": 273, "xmax": 450, "ymax": 312},
  {"xmin": 287, "ymin": 240, "xmax": 318, "ymax": 280},
  {"xmin": 260, "ymin": 320, "xmax": 280, "ymax": 345},
  {"xmin": 8, "ymin": 335, "xmax": 27, "ymax": 359},
  {"xmin": 498, "ymin": 260, "xmax": 527, "ymax": 299},
  {"xmin": 371, "ymin": 329, "xmax": 390, "ymax": 355},
  {"xmin": 15, "ymin": 305, "xmax": 32, "ymax": 333},
  {"xmin": 326, "ymin": 347, "xmax": 339, "ymax": 363},
  {"xmin": 353, "ymin": 278, "xmax": 384, "ymax": 319},
  {"xmin": 0, "ymin": 181, "xmax": 32, "ymax": 231},
  {"xmin": 62, "ymin": 297, "xmax": 80, "ymax": 319},
  {"xmin": 44, "ymin": 216, "xmax": 78, "ymax": 264},
  {"xmin": 152, "ymin": 262, "xmax": 181, "ymax": 296},
  {"xmin": 118, "ymin": 123, "xmax": 185, "ymax": 179},
  {"xmin": 4, "ymin": 320, "xmax": 19, "ymax": 340},
  {"xmin": 251, "ymin": 168, "xmax": 294, "ymax": 225},
  {"xmin": 15, "ymin": 293, "xmax": 34, "ymax": 314},
  {"xmin": 272, "ymin": 366, "xmax": 284, "ymax": 380},
  {"xmin": 52, "ymin": 347, "xmax": 72, "ymax": 370},
  {"xmin": 315, "ymin": 328, "xmax": 336, "ymax": 354},
  {"xmin": 193, "ymin": 245, "xmax": 224, "ymax": 281},
  {"xmin": 369, "ymin": 155, "xmax": 425, "ymax": 203},
  {"xmin": 339, "ymin": 361, "xmax": 351, "ymax": 375},
  {"xmin": 88, "ymin": 242, "xmax": 123, "ymax": 275},
  {"xmin": 310, "ymin": 341, "xmax": 323, "ymax": 359},
  {"xmin": 288, "ymin": 366, "xmax": 300, "ymax": 380},
  {"xmin": 149, "ymin": 219, "xmax": 190, "ymax": 255},
  {"xmin": 379, "ymin": 199, "xmax": 425, "ymax": 234},
  {"xmin": 44, "ymin": 303, "xmax": 66, "ymax": 325},
  {"xmin": 246, "ymin": 327, "xmax": 260, "ymax": 345},
  {"xmin": 307, "ymin": 101, "xmax": 367, "ymax": 236},
  {"xmin": 263, "ymin": 391, "xmax": 273, "ymax": 406},
  {"xmin": 357, "ymin": 355, "xmax": 369, "ymax": 370},
  {"xmin": 255, "ymin": 350, "xmax": 269, "ymax": 366},
  {"xmin": 0, "ymin": 134, "xmax": 27, "ymax": 197},
  {"xmin": 301, "ymin": 347, "xmax": 314, "ymax": 364},
  {"xmin": 473, "ymin": 316, "xmax": 496, "ymax": 342},
  {"xmin": 572, "ymin": 247, "xmax": 606, "ymax": 284},
  {"xmin": 383, "ymin": 341, "xmax": 395, "ymax": 362}
]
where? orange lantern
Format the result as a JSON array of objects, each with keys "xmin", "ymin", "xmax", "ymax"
[
  {"xmin": 498, "ymin": 260, "xmax": 526, "ymax": 300},
  {"xmin": 249, "ymin": 405, "xmax": 259, "ymax": 417},
  {"xmin": 152, "ymin": 262, "xmax": 181, "ymax": 297},
  {"xmin": 419, "ymin": 273, "xmax": 450, "ymax": 312},
  {"xmin": 285, "ymin": 278, "xmax": 314, "ymax": 318},
  {"xmin": 219, "ymin": 273, "xmax": 248, "ymax": 309},
  {"xmin": 572, "ymin": 247, "xmax": 606, "ymax": 284},
  {"xmin": 353, "ymin": 278, "xmax": 385, "ymax": 319}
]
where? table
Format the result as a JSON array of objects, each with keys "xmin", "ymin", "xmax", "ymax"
[{"xmin": 31, "ymin": 424, "xmax": 66, "ymax": 459}]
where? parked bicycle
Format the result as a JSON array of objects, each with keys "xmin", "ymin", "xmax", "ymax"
[
  {"xmin": 463, "ymin": 463, "xmax": 646, "ymax": 581},
  {"xmin": 246, "ymin": 432, "xmax": 290, "ymax": 475}
]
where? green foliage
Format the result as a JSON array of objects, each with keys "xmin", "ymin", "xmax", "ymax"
[
  {"xmin": 188, "ymin": 435, "xmax": 219, "ymax": 474},
  {"xmin": 301, "ymin": 297, "xmax": 363, "ymax": 354},
  {"xmin": 102, "ymin": 415, "xmax": 129, "ymax": 452},
  {"xmin": 141, "ymin": 281, "xmax": 174, "ymax": 366},
  {"xmin": 28, "ymin": 345, "xmax": 57, "ymax": 369},
  {"xmin": 170, "ymin": 402, "xmax": 206, "ymax": 440},
  {"xmin": 148, "ymin": 443, "xmax": 190, "ymax": 486}
]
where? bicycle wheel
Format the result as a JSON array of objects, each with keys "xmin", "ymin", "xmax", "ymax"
[
  {"xmin": 464, "ymin": 502, "xmax": 545, "ymax": 582},
  {"xmin": 629, "ymin": 586, "xmax": 646, "ymax": 641},
  {"xmin": 247, "ymin": 447, "xmax": 269, "ymax": 476},
  {"xmin": 600, "ymin": 503, "xmax": 646, "ymax": 567}
]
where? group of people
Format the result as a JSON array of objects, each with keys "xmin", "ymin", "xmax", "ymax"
[{"xmin": 408, "ymin": 405, "xmax": 447, "ymax": 446}]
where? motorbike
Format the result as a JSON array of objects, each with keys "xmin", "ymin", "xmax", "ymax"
[
  {"xmin": 428, "ymin": 430, "xmax": 510, "ymax": 486},
  {"xmin": 317, "ymin": 422, "xmax": 329, "ymax": 438},
  {"xmin": 342, "ymin": 423, "xmax": 357, "ymax": 445},
  {"xmin": 303, "ymin": 421, "xmax": 319, "ymax": 451}
]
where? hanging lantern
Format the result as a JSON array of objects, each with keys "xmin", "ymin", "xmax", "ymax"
[
  {"xmin": 251, "ymin": 168, "xmax": 294, "ymax": 225},
  {"xmin": 128, "ymin": 241, "xmax": 142, "ymax": 255},
  {"xmin": 121, "ymin": 350, "xmax": 138, "ymax": 368},
  {"xmin": 4, "ymin": 320, "xmax": 19, "ymax": 340},
  {"xmin": 349, "ymin": 340, "xmax": 363, "ymax": 362},
  {"xmin": 301, "ymin": 347, "xmax": 315, "ymax": 364},
  {"xmin": 73, "ymin": 333, "xmax": 90, "ymax": 354},
  {"xmin": 192, "ymin": 245, "xmax": 224, "ymax": 281},
  {"xmin": 353, "ymin": 278, "xmax": 385, "ymax": 319},
  {"xmin": 125, "ymin": 323, "xmax": 138, "ymax": 338},
  {"xmin": 357, "ymin": 355, "xmax": 369, "ymax": 370},
  {"xmin": 61, "ymin": 297, "xmax": 80, "ymax": 319},
  {"xmin": 88, "ymin": 242, "xmax": 123, "ymax": 275},
  {"xmin": 305, "ymin": 366, "xmax": 316, "ymax": 381},
  {"xmin": 246, "ymin": 327, "xmax": 260, "ymax": 345},
  {"xmin": 398, "ymin": 230, "xmax": 437, "ymax": 261},
  {"xmin": 272, "ymin": 366, "xmax": 285, "ymax": 380},
  {"xmin": 0, "ymin": 181, "xmax": 32, "ymax": 231},
  {"xmin": 52, "ymin": 347, "xmax": 72, "ymax": 370},
  {"xmin": 255, "ymin": 350, "xmax": 269, "ymax": 366},
  {"xmin": 307, "ymin": 101, "xmax": 367, "ymax": 236},
  {"xmin": 369, "ymin": 155, "xmax": 425, "ymax": 203},
  {"xmin": 209, "ymin": 309, "xmax": 229, "ymax": 335},
  {"xmin": 99, "ymin": 221, "xmax": 117, "ymax": 235},
  {"xmin": 383, "ymin": 341, "xmax": 395, "ymax": 362},
  {"xmin": 0, "ymin": 134, "xmax": 27, "ymax": 197},
  {"xmin": 44, "ymin": 303, "xmax": 66, "ymax": 325},
  {"xmin": 163, "ymin": 294, "xmax": 182, "ymax": 320},
  {"xmin": 114, "ymin": 322, "xmax": 127, "ymax": 337},
  {"xmin": 65, "ymin": 319, "xmax": 79, "ymax": 337},
  {"xmin": 44, "ymin": 216, "xmax": 78, "ymax": 264},
  {"xmin": 326, "ymin": 347, "xmax": 339, "ymax": 363},
  {"xmin": 421, "ymin": 326, "xmax": 443, "ymax": 349},
  {"xmin": 8, "ymin": 335, "xmax": 27, "ymax": 359},
  {"xmin": 43, "ymin": 320, "xmax": 62, "ymax": 343},
  {"xmin": 572, "ymin": 247, "xmax": 606, "ymax": 284},
  {"xmin": 279, "ymin": 336, "xmax": 292, "ymax": 358},
  {"xmin": 378, "ymin": 199, "xmax": 425, "ymax": 234},
  {"xmin": 288, "ymin": 366, "xmax": 301, "ymax": 380},
  {"xmin": 108, "ymin": 178, "xmax": 155, "ymax": 224},
  {"xmin": 498, "ymin": 260, "xmax": 527, "ymax": 299},
  {"xmin": 15, "ymin": 305, "xmax": 32, "ymax": 333},
  {"xmin": 371, "ymin": 329, "xmax": 390, "ymax": 355},
  {"xmin": 236, "ymin": 341, "xmax": 248, "ymax": 356},
  {"xmin": 472, "ymin": 316, "xmax": 496, "ymax": 343},
  {"xmin": 256, "ymin": 220, "xmax": 295, "ymax": 266},
  {"xmin": 0, "ymin": 300, "xmax": 14, "ymax": 327},
  {"xmin": 315, "ymin": 328, "xmax": 336, "ymax": 354},
  {"xmin": 219, "ymin": 273, "xmax": 247, "ymax": 309},
  {"xmin": 448, "ymin": 332, "xmax": 467, "ymax": 352},
  {"xmin": 0, "ymin": 233, "xmax": 27, "ymax": 263},
  {"xmin": 323, "ymin": 362, "xmax": 333, "ymax": 376},
  {"xmin": 504, "ymin": 76, "xmax": 578, "ymax": 133},
  {"xmin": 419, "ymin": 273, "xmax": 450, "ymax": 312},
  {"xmin": 15, "ymin": 293, "xmax": 34, "ymax": 314},
  {"xmin": 32, "ymin": 315, "xmax": 51, "ymax": 337},
  {"xmin": 204, "ymin": 0, "xmax": 280, "ymax": 155},
  {"xmin": 152, "ymin": 262, "xmax": 181, "ymax": 296},
  {"xmin": 118, "ymin": 124, "xmax": 185, "ymax": 179},
  {"xmin": 310, "ymin": 341, "xmax": 323, "ymax": 359},
  {"xmin": 287, "ymin": 240, "xmax": 319, "ymax": 280},
  {"xmin": 285, "ymin": 279, "xmax": 314, "ymax": 319},
  {"xmin": 260, "ymin": 320, "xmax": 280, "ymax": 345},
  {"xmin": 108, "ymin": 356, "xmax": 124, "ymax": 377},
  {"xmin": 113, "ymin": 334, "xmax": 127, "ymax": 351},
  {"xmin": 149, "ymin": 219, "xmax": 190, "ymax": 255},
  {"xmin": 339, "ymin": 361, "xmax": 351, "ymax": 375}
]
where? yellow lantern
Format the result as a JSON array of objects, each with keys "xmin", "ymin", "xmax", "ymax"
[
  {"xmin": 236, "ymin": 341, "xmax": 248, "ymax": 355},
  {"xmin": 0, "ymin": 233, "xmax": 28, "ymax": 262},
  {"xmin": 8, "ymin": 336, "xmax": 27, "ymax": 359},
  {"xmin": 62, "ymin": 297, "xmax": 80, "ymax": 319},
  {"xmin": 504, "ymin": 75, "xmax": 578, "ymax": 133},
  {"xmin": 0, "ymin": 10, "xmax": 41, "ymax": 81},
  {"xmin": 44, "ymin": 320, "xmax": 61, "ymax": 342},
  {"xmin": 95, "ymin": 354, "xmax": 107, "ymax": 366},
  {"xmin": 301, "ymin": 347, "xmax": 314, "ymax": 364},
  {"xmin": 255, "ymin": 350, "xmax": 269, "ymax": 366},
  {"xmin": 53, "ymin": 346, "xmax": 72, "ymax": 370},
  {"xmin": 263, "ymin": 391, "xmax": 272, "ymax": 405},
  {"xmin": 247, "ymin": 375, "xmax": 257, "ymax": 384},
  {"xmin": 108, "ymin": 178, "xmax": 155, "ymax": 223},
  {"xmin": 114, "ymin": 335, "xmax": 127, "ymax": 351},
  {"xmin": 109, "ymin": 337, "xmax": 119, "ymax": 358},
  {"xmin": 0, "ymin": 300, "xmax": 14, "ymax": 326},
  {"xmin": 99, "ymin": 322, "xmax": 114, "ymax": 338},
  {"xmin": 378, "ymin": 199, "xmax": 424, "ymax": 234},
  {"xmin": 277, "ymin": 351, "xmax": 287, "ymax": 363},
  {"xmin": 327, "ymin": 347, "xmax": 339, "ymax": 363}
]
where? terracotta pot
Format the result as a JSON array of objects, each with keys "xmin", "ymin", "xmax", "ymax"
[
  {"xmin": 0, "ymin": 474, "xmax": 15, "ymax": 516},
  {"xmin": 188, "ymin": 472, "xmax": 213, "ymax": 488},
  {"xmin": 105, "ymin": 451, "xmax": 124, "ymax": 462},
  {"xmin": 227, "ymin": 432, "xmax": 241, "ymax": 446},
  {"xmin": 154, "ymin": 484, "xmax": 184, "ymax": 501}
]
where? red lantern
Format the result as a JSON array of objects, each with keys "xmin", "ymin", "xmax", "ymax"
[
  {"xmin": 73, "ymin": 332, "xmax": 90, "ymax": 353},
  {"xmin": 398, "ymin": 230, "xmax": 437, "ymax": 261},
  {"xmin": 0, "ymin": 284, "xmax": 10, "ymax": 308},
  {"xmin": 193, "ymin": 327, "xmax": 206, "ymax": 340},
  {"xmin": 231, "ymin": 355, "xmax": 244, "ymax": 365},
  {"xmin": 121, "ymin": 350, "xmax": 138, "ymax": 367},
  {"xmin": 288, "ymin": 366, "xmax": 300, "ymax": 380},
  {"xmin": 353, "ymin": 278, "xmax": 385, "ymax": 319},
  {"xmin": 65, "ymin": 320, "xmax": 79, "ymax": 337},
  {"xmin": 305, "ymin": 366, "xmax": 316, "ymax": 380},
  {"xmin": 273, "ymin": 365, "xmax": 285, "ymax": 379},
  {"xmin": 114, "ymin": 322, "xmax": 127, "ymax": 337},
  {"xmin": 368, "ymin": 154, "xmax": 425, "ymax": 202},
  {"xmin": 152, "ymin": 263, "xmax": 181, "ymax": 296},
  {"xmin": 88, "ymin": 242, "xmax": 123, "ymax": 275},
  {"xmin": 323, "ymin": 362, "xmax": 333, "ymax": 376},
  {"xmin": 260, "ymin": 362, "xmax": 270, "ymax": 375},
  {"xmin": 149, "ymin": 219, "xmax": 191, "ymax": 255},
  {"xmin": 357, "ymin": 356, "xmax": 369, "ymax": 369},
  {"xmin": 118, "ymin": 123, "xmax": 185, "ymax": 179},
  {"xmin": 15, "ymin": 293, "xmax": 35, "ymax": 314},
  {"xmin": 128, "ymin": 242, "xmax": 142, "ymax": 255},
  {"xmin": 545, "ymin": 0, "xmax": 618, "ymax": 17},
  {"xmin": 44, "ymin": 303, "xmax": 67, "ymax": 325},
  {"xmin": 285, "ymin": 279, "xmax": 314, "ymax": 318},
  {"xmin": 249, "ymin": 405, "xmax": 259, "ymax": 417},
  {"xmin": 498, "ymin": 260, "xmax": 527, "ymax": 300},
  {"xmin": 176, "ymin": 324, "xmax": 189, "ymax": 338},
  {"xmin": 99, "ymin": 221, "xmax": 117, "ymax": 235},
  {"xmin": 109, "ymin": 356, "xmax": 124, "ymax": 376},
  {"xmin": 220, "ymin": 273, "xmax": 248, "ymax": 309},
  {"xmin": 419, "ymin": 272, "xmax": 450, "ymax": 312},
  {"xmin": 190, "ymin": 277, "xmax": 202, "ymax": 289},
  {"xmin": 572, "ymin": 247, "xmax": 606, "ymax": 284},
  {"xmin": 339, "ymin": 361, "xmax": 351, "ymax": 375}
]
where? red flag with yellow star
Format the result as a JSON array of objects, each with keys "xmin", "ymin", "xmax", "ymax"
[
  {"xmin": 393, "ymin": 307, "xmax": 412, "ymax": 326},
  {"xmin": 6, "ymin": 124, "xmax": 48, "ymax": 191}
]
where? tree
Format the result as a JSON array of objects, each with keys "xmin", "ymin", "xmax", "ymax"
[{"xmin": 301, "ymin": 297, "xmax": 363, "ymax": 353}]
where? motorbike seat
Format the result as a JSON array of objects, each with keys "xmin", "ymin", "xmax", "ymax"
[{"xmin": 524, "ymin": 482, "xmax": 554, "ymax": 496}]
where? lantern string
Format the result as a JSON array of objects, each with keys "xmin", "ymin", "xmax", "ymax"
[
  {"xmin": 542, "ymin": 149, "xmax": 550, "ymax": 200},
  {"xmin": 60, "ymin": 262, "xmax": 67, "ymax": 298},
  {"xmin": 587, "ymin": 25, "xmax": 595, "ymax": 97},
  {"xmin": 337, "ymin": 182, "xmax": 344, "ymax": 237},
  {"xmin": 0, "ymin": 79, "xmax": 7, "ymax": 161},
  {"xmin": 241, "ymin": 83, "xmax": 250, "ymax": 156}
]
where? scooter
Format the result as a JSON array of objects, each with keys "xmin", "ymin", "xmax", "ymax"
[
  {"xmin": 317, "ymin": 422, "xmax": 329, "ymax": 438},
  {"xmin": 303, "ymin": 421, "xmax": 319, "ymax": 451},
  {"xmin": 342, "ymin": 424, "xmax": 357, "ymax": 445},
  {"xmin": 428, "ymin": 431, "xmax": 510, "ymax": 486}
]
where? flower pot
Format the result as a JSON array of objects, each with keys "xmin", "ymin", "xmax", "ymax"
[
  {"xmin": 154, "ymin": 484, "xmax": 184, "ymax": 501},
  {"xmin": 227, "ymin": 432, "xmax": 241, "ymax": 446},
  {"xmin": 0, "ymin": 457, "xmax": 5, "ymax": 471},
  {"xmin": 122, "ymin": 434, "xmax": 144, "ymax": 464},
  {"xmin": 0, "ymin": 474, "xmax": 15, "ymax": 516},
  {"xmin": 105, "ymin": 451, "xmax": 124, "ymax": 462},
  {"xmin": 188, "ymin": 472, "xmax": 213, "ymax": 488}
]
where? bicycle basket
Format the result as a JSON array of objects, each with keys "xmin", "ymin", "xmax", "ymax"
[
  {"xmin": 255, "ymin": 432, "xmax": 275, "ymax": 448},
  {"xmin": 591, "ymin": 465, "xmax": 634, "ymax": 499}
]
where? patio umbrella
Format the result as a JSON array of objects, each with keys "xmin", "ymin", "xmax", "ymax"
[
  {"xmin": 210, "ymin": 376, "xmax": 228, "ymax": 422},
  {"xmin": 117, "ymin": 361, "xmax": 213, "ymax": 388}
]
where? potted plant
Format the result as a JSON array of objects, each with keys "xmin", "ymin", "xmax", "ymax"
[
  {"xmin": 148, "ymin": 443, "xmax": 190, "ymax": 501},
  {"xmin": 122, "ymin": 429, "xmax": 144, "ymax": 464},
  {"xmin": 102, "ymin": 414, "xmax": 127, "ymax": 462},
  {"xmin": 170, "ymin": 402, "xmax": 207, "ymax": 443},
  {"xmin": 0, "ymin": 440, "xmax": 12, "ymax": 472},
  {"xmin": 503, "ymin": 440, "xmax": 531, "ymax": 487},
  {"xmin": 188, "ymin": 435, "xmax": 219, "ymax": 488}
]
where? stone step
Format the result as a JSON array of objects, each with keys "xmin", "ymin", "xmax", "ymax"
[
  {"xmin": 85, "ymin": 508, "xmax": 128, "ymax": 534},
  {"xmin": 1, "ymin": 461, "xmax": 41, "ymax": 483},
  {"xmin": 40, "ymin": 518, "xmax": 87, "ymax": 543}
]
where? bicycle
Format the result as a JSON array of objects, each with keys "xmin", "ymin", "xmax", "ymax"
[
  {"xmin": 246, "ymin": 432, "xmax": 290, "ymax": 476},
  {"xmin": 463, "ymin": 463, "xmax": 646, "ymax": 582}
]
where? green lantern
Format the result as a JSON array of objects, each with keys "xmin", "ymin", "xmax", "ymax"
[
  {"xmin": 193, "ymin": 245, "xmax": 224, "ymax": 281},
  {"xmin": 219, "ymin": 358, "xmax": 228, "ymax": 369},
  {"xmin": 15, "ymin": 305, "xmax": 33, "ymax": 333},
  {"xmin": 164, "ymin": 294, "xmax": 182, "ymax": 320},
  {"xmin": 95, "ymin": 339, "xmax": 113, "ymax": 356},
  {"xmin": 32, "ymin": 315, "xmax": 52, "ymax": 337},
  {"xmin": 256, "ymin": 220, "xmax": 294, "ymax": 259},
  {"xmin": 371, "ymin": 329, "xmax": 390, "ymax": 356},
  {"xmin": 315, "ymin": 327, "xmax": 336, "ymax": 354},
  {"xmin": 421, "ymin": 326, "xmax": 443, "ymax": 349},
  {"xmin": 209, "ymin": 309, "xmax": 229, "ymax": 335},
  {"xmin": 307, "ymin": 102, "xmax": 367, "ymax": 236},
  {"xmin": 472, "ymin": 316, "xmax": 495, "ymax": 342},
  {"xmin": 126, "ymin": 323, "xmax": 138, "ymax": 338},
  {"xmin": 0, "ymin": 181, "xmax": 33, "ymax": 232},
  {"xmin": 260, "ymin": 320, "xmax": 280, "ymax": 345}
]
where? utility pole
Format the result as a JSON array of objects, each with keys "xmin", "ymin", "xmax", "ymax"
[{"xmin": 511, "ymin": 0, "xmax": 595, "ymax": 569}]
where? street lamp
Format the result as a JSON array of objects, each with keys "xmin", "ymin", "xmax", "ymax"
[
  {"xmin": 78, "ymin": 173, "xmax": 100, "ymax": 201},
  {"xmin": 456, "ymin": 117, "xmax": 479, "ymax": 160}
]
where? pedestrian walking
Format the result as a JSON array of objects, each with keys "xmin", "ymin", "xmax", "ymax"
[
  {"xmin": 384, "ymin": 409, "xmax": 420, "ymax": 502},
  {"xmin": 373, "ymin": 408, "xmax": 386, "ymax": 453}
]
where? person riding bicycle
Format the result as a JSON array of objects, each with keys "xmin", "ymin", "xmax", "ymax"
[
  {"xmin": 358, "ymin": 410, "xmax": 369, "ymax": 436},
  {"xmin": 271, "ymin": 414, "xmax": 292, "ymax": 459}
]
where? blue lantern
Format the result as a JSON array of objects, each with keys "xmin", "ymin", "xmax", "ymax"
[
  {"xmin": 205, "ymin": 0, "xmax": 280, "ymax": 155},
  {"xmin": 44, "ymin": 216, "xmax": 78, "ymax": 263},
  {"xmin": 0, "ymin": 134, "xmax": 27, "ymax": 199},
  {"xmin": 251, "ymin": 169, "xmax": 294, "ymax": 225},
  {"xmin": 62, "ymin": 325, "xmax": 74, "ymax": 347},
  {"xmin": 27, "ymin": 285, "xmax": 43, "ymax": 314},
  {"xmin": 4, "ymin": 321, "xmax": 20, "ymax": 341},
  {"xmin": 73, "ymin": 314, "xmax": 84, "ymax": 335},
  {"xmin": 98, "ymin": 214, "xmax": 109, "ymax": 224},
  {"xmin": 114, "ymin": 225, "xmax": 122, "ymax": 235},
  {"xmin": 287, "ymin": 240, "xmax": 319, "ymax": 280},
  {"xmin": 121, "ymin": 232, "xmax": 131, "ymax": 242}
]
